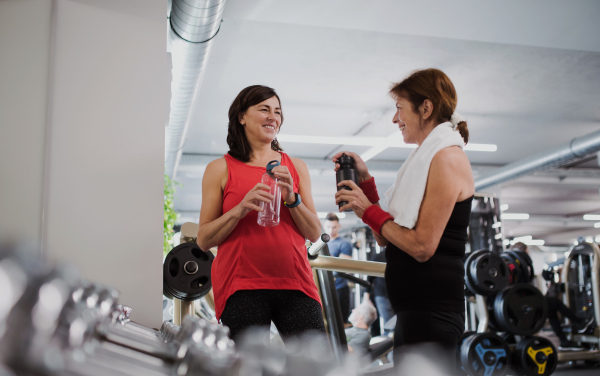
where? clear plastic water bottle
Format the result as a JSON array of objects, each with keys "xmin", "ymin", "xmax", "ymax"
[{"xmin": 257, "ymin": 160, "xmax": 282, "ymax": 227}]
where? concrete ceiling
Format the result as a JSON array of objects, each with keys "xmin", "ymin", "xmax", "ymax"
[{"xmin": 172, "ymin": 0, "xmax": 600, "ymax": 247}]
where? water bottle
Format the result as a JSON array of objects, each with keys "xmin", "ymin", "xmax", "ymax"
[
  {"xmin": 257, "ymin": 160, "xmax": 282, "ymax": 227},
  {"xmin": 336, "ymin": 153, "xmax": 359, "ymax": 212}
]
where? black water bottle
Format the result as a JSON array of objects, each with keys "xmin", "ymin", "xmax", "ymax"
[{"xmin": 336, "ymin": 153, "xmax": 359, "ymax": 212}]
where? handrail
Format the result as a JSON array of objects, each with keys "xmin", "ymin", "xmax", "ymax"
[{"xmin": 309, "ymin": 255, "xmax": 386, "ymax": 278}]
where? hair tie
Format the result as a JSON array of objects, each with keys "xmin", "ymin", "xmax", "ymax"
[{"xmin": 450, "ymin": 112, "xmax": 466, "ymax": 129}]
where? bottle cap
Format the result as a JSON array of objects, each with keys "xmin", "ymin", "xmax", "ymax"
[
  {"xmin": 337, "ymin": 153, "xmax": 354, "ymax": 165},
  {"xmin": 266, "ymin": 160, "xmax": 280, "ymax": 176}
]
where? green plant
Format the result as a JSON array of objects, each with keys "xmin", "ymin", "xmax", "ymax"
[{"xmin": 164, "ymin": 174, "xmax": 181, "ymax": 256}]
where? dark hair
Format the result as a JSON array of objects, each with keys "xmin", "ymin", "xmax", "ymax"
[
  {"xmin": 227, "ymin": 85, "xmax": 284, "ymax": 162},
  {"xmin": 390, "ymin": 68, "xmax": 469, "ymax": 144},
  {"xmin": 325, "ymin": 213, "xmax": 339, "ymax": 222}
]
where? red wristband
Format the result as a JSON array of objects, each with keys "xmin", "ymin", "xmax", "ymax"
[
  {"xmin": 359, "ymin": 177, "xmax": 380, "ymax": 204},
  {"xmin": 362, "ymin": 205, "xmax": 394, "ymax": 236}
]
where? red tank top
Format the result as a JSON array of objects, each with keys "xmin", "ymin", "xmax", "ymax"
[{"xmin": 212, "ymin": 153, "xmax": 321, "ymax": 320}]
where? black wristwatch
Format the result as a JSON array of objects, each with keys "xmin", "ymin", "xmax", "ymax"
[{"xmin": 284, "ymin": 192, "xmax": 302, "ymax": 208}]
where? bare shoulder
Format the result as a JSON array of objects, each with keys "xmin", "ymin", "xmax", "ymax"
[
  {"xmin": 205, "ymin": 157, "xmax": 227, "ymax": 174},
  {"xmin": 289, "ymin": 156, "xmax": 309, "ymax": 174},
  {"xmin": 432, "ymin": 146, "xmax": 471, "ymax": 173},
  {"xmin": 203, "ymin": 157, "xmax": 228, "ymax": 188}
]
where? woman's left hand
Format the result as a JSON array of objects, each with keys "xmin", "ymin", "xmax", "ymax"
[
  {"xmin": 335, "ymin": 180, "xmax": 372, "ymax": 218},
  {"xmin": 272, "ymin": 166, "xmax": 295, "ymax": 204}
]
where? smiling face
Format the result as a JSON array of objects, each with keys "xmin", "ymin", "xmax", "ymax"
[
  {"xmin": 393, "ymin": 96, "xmax": 424, "ymax": 145},
  {"xmin": 240, "ymin": 96, "xmax": 282, "ymax": 144}
]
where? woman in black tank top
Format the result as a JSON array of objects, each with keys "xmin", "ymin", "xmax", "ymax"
[{"xmin": 333, "ymin": 69, "xmax": 475, "ymax": 373}]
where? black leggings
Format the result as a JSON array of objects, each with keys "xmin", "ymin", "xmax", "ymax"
[
  {"xmin": 220, "ymin": 289, "xmax": 327, "ymax": 345},
  {"xmin": 546, "ymin": 296, "xmax": 578, "ymax": 343},
  {"xmin": 393, "ymin": 310, "xmax": 465, "ymax": 373}
]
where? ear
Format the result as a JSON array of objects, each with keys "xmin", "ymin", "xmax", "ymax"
[
  {"xmin": 238, "ymin": 113, "xmax": 246, "ymax": 126},
  {"xmin": 421, "ymin": 99, "xmax": 433, "ymax": 120}
]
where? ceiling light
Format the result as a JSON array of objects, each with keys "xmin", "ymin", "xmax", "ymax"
[
  {"xmin": 595, "ymin": 236, "xmax": 600, "ymax": 243},
  {"xmin": 361, "ymin": 145, "xmax": 388, "ymax": 162},
  {"xmin": 525, "ymin": 239, "xmax": 545, "ymax": 246},
  {"xmin": 585, "ymin": 237, "xmax": 594, "ymax": 243},
  {"xmin": 317, "ymin": 212, "xmax": 346, "ymax": 219},
  {"xmin": 463, "ymin": 144, "xmax": 497, "ymax": 152},
  {"xmin": 500, "ymin": 204, "xmax": 509, "ymax": 211},
  {"xmin": 595, "ymin": 222, "xmax": 600, "ymax": 228},
  {"xmin": 583, "ymin": 214, "xmax": 600, "ymax": 221},
  {"xmin": 502, "ymin": 213, "xmax": 529, "ymax": 220},
  {"xmin": 512, "ymin": 235, "xmax": 533, "ymax": 243},
  {"xmin": 277, "ymin": 134, "xmax": 497, "ymax": 155},
  {"xmin": 503, "ymin": 239, "xmax": 510, "ymax": 246},
  {"xmin": 494, "ymin": 233, "xmax": 503, "ymax": 239},
  {"xmin": 492, "ymin": 222, "xmax": 502, "ymax": 229}
]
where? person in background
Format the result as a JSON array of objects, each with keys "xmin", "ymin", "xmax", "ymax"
[
  {"xmin": 364, "ymin": 248, "xmax": 395, "ymax": 336},
  {"xmin": 346, "ymin": 302, "xmax": 378, "ymax": 357},
  {"xmin": 323, "ymin": 213, "xmax": 354, "ymax": 323}
]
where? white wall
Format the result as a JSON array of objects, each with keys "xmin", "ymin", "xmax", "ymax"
[
  {"xmin": 0, "ymin": 0, "xmax": 53, "ymax": 246},
  {"xmin": 0, "ymin": 0, "xmax": 167, "ymax": 328}
]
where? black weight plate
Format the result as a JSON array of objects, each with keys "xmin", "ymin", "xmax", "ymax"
[
  {"xmin": 486, "ymin": 296, "xmax": 502, "ymax": 332},
  {"xmin": 470, "ymin": 252, "xmax": 509, "ymax": 296},
  {"xmin": 515, "ymin": 250, "xmax": 535, "ymax": 281},
  {"xmin": 508, "ymin": 250, "xmax": 533, "ymax": 283},
  {"xmin": 501, "ymin": 253, "xmax": 522, "ymax": 285},
  {"xmin": 493, "ymin": 284, "xmax": 548, "ymax": 336},
  {"xmin": 465, "ymin": 250, "xmax": 489, "ymax": 296},
  {"xmin": 163, "ymin": 242, "xmax": 214, "ymax": 301},
  {"xmin": 460, "ymin": 332, "xmax": 510, "ymax": 376},
  {"xmin": 456, "ymin": 331, "xmax": 477, "ymax": 375},
  {"xmin": 513, "ymin": 336, "xmax": 557, "ymax": 376}
]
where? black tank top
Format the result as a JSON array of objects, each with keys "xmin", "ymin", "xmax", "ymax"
[{"xmin": 385, "ymin": 195, "xmax": 473, "ymax": 313}]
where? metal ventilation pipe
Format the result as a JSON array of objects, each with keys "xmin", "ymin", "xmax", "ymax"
[
  {"xmin": 475, "ymin": 129, "xmax": 600, "ymax": 190},
  {"xmin": 165, "ymin": 0, "xmax": 227, "ymax": 178}
]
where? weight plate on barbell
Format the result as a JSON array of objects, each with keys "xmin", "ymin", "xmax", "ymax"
[
  {"xmin": 512, "ymin": 336, "xmax": 557, "ymax": 376},
  {"xmin": 464, "ymin": 250, "xmax": 489, "ymax": 296},
  {"xmin": 493, "ymin": 284, "xmax": 547, "ymax": 336},
  {"xmin": 469, "ymin": 252, "xmax": 509, "ymax": 296},
  {"xmin": 500, "ymin": 253, "xmax": 522, "ymax": 285},
  {"xmin": 508, "ymin": 250, "xmax": 534, "ymax": 283},
  {"xmin": 163, "ymin": 243, "xmax": 214, "ymax": 301},
  {"xmin": 460, "ymin": 332, "xmax": 510, "ymax": 376}
]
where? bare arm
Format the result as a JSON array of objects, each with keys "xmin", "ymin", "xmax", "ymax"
[
  {"xmin": 196, "ymin": 158, "xmax": 274, "ymax": 250},
  {"xmin": 378, "ymin": 148, "xmax": 473, "ymax": 262},
  {"xmin": 336, "ymin": 147, "xmax": 473, "ymax": 262},
  {"xmin": 275, "ymin": 157, "xmax": 321, "ymax": 242}
]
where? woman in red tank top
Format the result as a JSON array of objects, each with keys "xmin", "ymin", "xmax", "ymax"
[{"xmin": 196, "ymin": 85, "xmax": 326, "ymax": 344}]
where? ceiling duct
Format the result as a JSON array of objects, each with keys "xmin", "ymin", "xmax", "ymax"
[
  {"xmin": 475, "ymin": 129, "xmax": 600, "ymax": 190},
  {"xmin": 165, "ymin": 0, "xmax": 227, "ymax": 178}
]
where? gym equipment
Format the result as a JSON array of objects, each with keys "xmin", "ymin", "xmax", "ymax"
[
  {"xmin": 468, "ymin": 195, "xmax": 503, "ymax": 255},
  {"xmin": 163, "ymin": 242, "xmax": 213, "ymax": 301},
  {"xmin": 508, "ymin": 250, "xmax": 534, "ymax": 283},
  {"xmin": 307, "ymin": 233, "xmax": 331, "ymax": 260},
  {"xmin": 1, "ymin": 242, "xmax": 371, "ymax": 376},
  {"xmin": 493, "ymin": 284, "xmax": 547, "ymax": 336},
  {"xmin": 501, "ymin": 253, "xmax": 523, "ymax": 284},
  {"xmin": 459, "ymin": 332, "xmax": 510, "ymax": 376},
  {"xmin": 465, "ymin": 250, "xmax": 509, "ymax": 296},
  {"xmin": 512, "ymin": 336, "xmax": 557, "ymax": 376}
]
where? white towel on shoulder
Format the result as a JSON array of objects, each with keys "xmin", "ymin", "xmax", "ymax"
[{"xmin": 384, "ymin": 122, "xmax": 465, "ymax": 229}]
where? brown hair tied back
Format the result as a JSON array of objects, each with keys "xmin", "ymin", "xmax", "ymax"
[
  {"xmin": 390, "ymin": 68, "xmax": 469, "ymax": 144},
  {"xmin": 227, "ymin": 85, "xmax": 284, "ymax": 162}
]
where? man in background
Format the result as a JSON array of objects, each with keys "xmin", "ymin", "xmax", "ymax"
[
  {"xmin": 346, "ymin": 302, "xmax": 378, "ymax": 357},
  {"xmin": 324, "ymin": 213, "xmax": 353, "ymax": 323}
]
